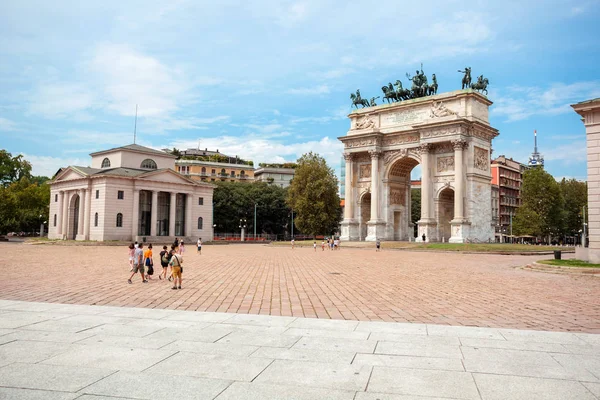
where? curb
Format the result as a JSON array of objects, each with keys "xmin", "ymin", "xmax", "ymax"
[{"xmin": 523, "ymin": 262, "xmax": 600, "ymax": 277}]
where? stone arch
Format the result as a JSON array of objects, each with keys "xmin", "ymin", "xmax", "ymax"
[
  {"xmin": 67, "ymin": 193, "xmax": 80, "ymax": 240},
  {"xmin": 437, "ymin": 186, "xmax": 455, "ymax": 242},
  {"xmin": 434, "ymin": 182, "xmax": 455, "ymax": 198},
  {"xmin": 385, "ymin": 155, "xmax": 420, "ymax": 180}
]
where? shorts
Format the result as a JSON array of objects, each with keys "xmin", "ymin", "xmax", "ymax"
[
  {"xmin": 197, "ymin": 246, "xmax": 201, "ymax": 251},
  {"xmin": 161, "ymin": 263, "xmax": 169, "ymax": 268},
  {"xmin": 171, "ymin": 266, "xmax": 182, "ymax": 278},
  {"xmin": 132, "ymin": 264, "xmax": 144, "ymax": 274}
]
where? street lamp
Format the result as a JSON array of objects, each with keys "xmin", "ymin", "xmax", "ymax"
[
  {"xmin": 254, "ymin": 203, "xmax": 258, "ymax": 241},
  {"xmin": 239, "ymin": 218, "xmax": 247, "ymax": 242}
]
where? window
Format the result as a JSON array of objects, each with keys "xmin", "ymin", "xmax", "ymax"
[
  {"xmin": 211, "ymin": 169, "xmax": 216, "ymax": 175},
  {"xmin": 53, "ymin": 214, "xmax": 57, "ymax": 227},
  {"xmin": 197, "ymin": 217, "xmax": 203, "ymax": 230},
  {"xmin": 54, "ymin": 194, "xmax": 58, "ymax": 202},
  {"xmin": 201, "ymin": 167, "xmax": 206, "ymax": 174},
  {"xmin": 116, "ymin": 213, "xmax": 123, "ymax": 227},
  {"xmin": 95, "ymin": 190, "xmax": 99, "ymax": 199},
  {"xmin": 220, "ymin": 168, "xmax": 226, "ymax": 176},
  {"xmin": 198, "ymin": 197, "xmax": 204, "ymax": 206},
  {"xmin": 94, "ymin": 213, "xmax": 98, "ymax": 227},
  {"xmin": 117, "ymin": 190, "xmax": 124, "ymax": 200},
  {"xmin": 230, "ymin": 171, "xmax": 235, "ymax": 177},
  {"xmin": 101, "ymin": 158, "xmax": 111, "ymax": 168},
  {"xmin": 140, "ymin": 159, "xmax": 157, "ymax": 169}
]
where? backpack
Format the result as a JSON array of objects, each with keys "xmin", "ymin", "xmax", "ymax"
[{"xmin": 161, "ymin": 252, "xmax": 169, "ymax": 264}]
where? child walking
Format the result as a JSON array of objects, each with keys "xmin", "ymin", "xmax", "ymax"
[
  {"xmin": 169, "ymin": 249, "xmax": 183, "ymax": 290},
  {"xmin": 159, "ymin": 245, "xmax": 170, "ymax": 280},
  {"xmin": 144, "ymin": 244, "xmax": 154, "ymax": 280}
]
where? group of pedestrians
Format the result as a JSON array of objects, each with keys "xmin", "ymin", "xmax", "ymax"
[{"xmin": 127, "ymin": 237, "xmax": 200, "ymax": 290}]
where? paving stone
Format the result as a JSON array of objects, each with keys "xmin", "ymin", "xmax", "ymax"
[
  {"xmin": 0, "ymin": 311, "xmax": 70, "ymax": 329},
  {"xmin": 97, "ymin": 307, "xmax": 176, "ymax": 320},
  {"xmin": 0, "ymin": 330, "xmax": 96, "ymax": 344},
  {"xmin": 0, "ymin": 328, "xmax": 15, "ymax": 336},
  {"xmin": 0, "ymin": 363, "xmax": 115, "ymax": 392},
  {"xmin": 146, "ymin": 352, "xmax": 273, "ymax": 381},
  {"xmin": 216, "ymin": 323, "xmax": 289, "ymax": 334},
  {"xmin": 40, "ymin": 344, "xmax": 176, "ymax": 372},
  {"xmin": 254, "ymin": 359, "xmax": 372, "ymax": 391},
  {"xmin": 499, "ymin": 329, "xmax": 588, "ymax": 344},
  {"xmin": 144, "ymin": 325, "xmax": 233, "ymax": 343},
  {"xmin": 473, "ymin": 373, "xmax": 597, "ymax": 400},
  {"xmin": 0, "ymin": 340, "xmax": 74, "ymax": 363},
  {"xmin": 356, "ymin": 321, "xmax": 427, "ymax": 335},
  {"xmin": 562, "ymin": 343, "xmax": 600, "ymax": 355},
  {"xmin": 83, "ymin": 370, "xmax": 231, "ymax": 400},
  {"xmin": 464, "ymin": 357, "xmax": 598, "ymax": 381},
  {"xmin": 0, "ymin": 387, "xmax": 80, "ymax": 400},
  {"xmin": 367, "ymin": 366, "xmax": 480, "ymax": 399},
  {"xmin": 221, "ymin": 313, "xmax": 296, "ymax": 327},
  {"xmin": 293, "ymin": 336, "xmax": 376, "ymax": 353},
  {"xmin": 75, "ymin": 333, "xmax": 173, "ymax": 349},
  {"xmin": 355, "ymin": 393, "xmax": 452, "ymax": 400},
  {"xmin": 215, "ymin": 382, "xmax": 355, "ymax": 400},
  {"xmin": 461, "ymin": 346, "xmax": 560, "ymax": 366},
  {"xmin": 79, "ymin": 323, "xmax": 164, "ymax": 337},
  {"xmin": 287, "ymin": 318, "xmax": 359, "ymax": 331},
  {"xmin": 284, "ymin": 327, "xmax": 369, "ymax": 340},
  {"xmin": 19, "ymin": 319, "xmax": 104, "ymax": 333},
  {"xmin": 375, "ymin": 341, "xmax": 463, "ymax": 359},
  {"xmin": 551, "ymin": 353, "xmax": 600, "ymax": 381},
  {"xmin": 217, "ymin": 331, "xmax": 301, "ymax": 348},
  {"xmin": 353, "ymin": 353, "xmax": 464, "ymax": 371},
  {"xmin": 577, "ymin": 333, "xmax": 600, "ymax": 346},
  {"xmin": 60, "ymin": 314, "xmax": 137, "ymax": 326},
  {"xmin": 369, "ymin": 332, "xmax": 461, "ymax": 346},
  {"xmin": 251, "ymin": 347, "xmax": 355, "ymax": 364},
  {"xmin": 0, "ymin": 301, "xmax": 64, "ymax": 313},
  {"xmin": 460, "ymin": 337, "xmax": 569, "ymax": 353},
  {"xmin": 124, "ymin": 318, "xmax": 198, "ymax": 329},
  {"xmin": 161, "ymin": 339, "xmax": 259, "ymax": 356},
  {"xmin": 427, "ymin": 324, "xmax": 505, "ymax": 340},
  {"xmin": 582, "ymin": 382, "xmax": 600, "ymax": 397},
  {"xmin": 162, "ymin": 310, "xmax": 235, "ymax": 323}
]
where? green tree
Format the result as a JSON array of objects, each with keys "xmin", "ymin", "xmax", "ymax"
[
  {"xmin": 559, "ymin": 178, "xmax": 587, "ymax": 236},
  {"xmin": 512, "ymin": 205, "xmax": 542, "ymax": 236},
  {"xmin": 411, "ymin": 188, "xmax": 421, "ymax": 225},
  {"xmin": 286, "ymin": 152, "xmax": 341, "ymax": 236},
  {"xmin": 213, "ymin": 181, "xmax": 290, "ymax": 235},
  {"xmin": 0, "ymin": 177, "xmax": 50, "ymax": 233},
  {"xmin": 0, "ymin": 150, "xmax": 32, "ymax": 186},
  {"xmin": 518, "ymin": 167, "xmax": 564, "ymax": 238}
]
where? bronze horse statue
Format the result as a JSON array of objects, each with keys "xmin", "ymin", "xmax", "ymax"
[
  {"xmin": 350, "ymin": 91, "xmax": 370, "ymax": 108},
  {"xmin": 470, "ymin": 77, "xmax": 489, "ymax": 95}
]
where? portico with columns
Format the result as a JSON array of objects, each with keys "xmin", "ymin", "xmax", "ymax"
[
  {"xmin": 48, "ymin": 144, "xmax": 215, "ymax": 242},
  {"xmin": 339, "ymin": 89, "xmax": 497, "ymax": 243}
]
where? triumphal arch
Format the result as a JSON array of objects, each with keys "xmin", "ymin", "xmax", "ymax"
[{"xmin": 339, "ymin": 89, "xmax": 498, "ymax": 243}]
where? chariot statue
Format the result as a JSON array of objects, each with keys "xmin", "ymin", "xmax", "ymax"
[
  {"xmin": 350, "ymin": 89, "xmax": 370, "ymax": 108},
  {"xmin": 470, "ymin": 75, "xmax": 489, "ymax": 95}
]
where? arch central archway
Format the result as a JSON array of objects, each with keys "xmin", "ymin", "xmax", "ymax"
[
  {"xmin": 68, "ymin": 194, "xmax": 80, "ymax": 240},
  {"xmin": 437, "ymin": 187, "xmax": 455, "ymax": 241},
  {"xmin": 387, "ymin": 157, "xmax": 420, "ymax": 241}
]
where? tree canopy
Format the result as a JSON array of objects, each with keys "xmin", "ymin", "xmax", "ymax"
[
  {"xmin": 0, "ymin": 150, "xmax": 32, "ymax": 187},
  {"xmin": 286, "ymin": 152, "xmax": 341, "ymax": 236},
  {"xmin": 558, "ymin": 178, "xmax": 587, "ymax": 236}
]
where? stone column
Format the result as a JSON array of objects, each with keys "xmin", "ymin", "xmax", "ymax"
[
  {"xmin": 57, "ymin": 191, "xmax": 64, "ymax": 235},
  {"xmin": 185, "ymin": 193, "xmax": 192, "ymax": 237},
  {"xmin": 150, "ymin": 190, "xmax": 158, "ymax": 236},
  {"xmin": 369, "ymin": 150, "xmax": 381, "ymax": 221},
  {"xmin": 169, "ymin": 192, "xmax": 177, "ymax": 237},
  {"xmin": 452, "ymin": 139, "xmax": 467, "ymax": 220},
  {"xmin": 77, "ymin": 189, "xmax": 85, "ymax": 237},
  {"xmin": 343, "ymin": 153, "xmax": 354, "ymax": 220},
  {"xmin": 62, "ymin": 191, "xmax": 69, "ymax": 239},
  {"xmin": 419, "ymin": 143, "xmax": 432, "ymax": 221},
  {"xmin": 83, "ymin": 186, "xmax": 91, "ymax": 240},
  {"xmin": 132, "ymin": 189, "xmax": 140, "ymax": 239}
]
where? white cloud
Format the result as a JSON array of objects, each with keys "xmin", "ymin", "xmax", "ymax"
[
  {"xmin": 22, "ymin": 153, "xmax": 86, "ymax": 178},
  {"xmin": 0, "ymin": 117, "xmax": 17, "ymax": 131},
  {"xmin": 492, "ymin": 81, "xmax": 600, "ymax": 122},
  {"xmin": 287, "ymin": 85, "xmax": 330, "ymax": 95},
  {"xmin": 29, "ymin": 83, "xmax": 96, "ymax": 119}
]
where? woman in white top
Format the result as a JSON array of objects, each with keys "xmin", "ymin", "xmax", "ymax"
[{"xmin": 197, "ymin": 238, "xmax": 202, "ymax": 255}]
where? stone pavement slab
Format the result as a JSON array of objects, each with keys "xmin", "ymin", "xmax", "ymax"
[{"xmin": 0, "ymin": 300, "xmax": 599, "ymax": 399}]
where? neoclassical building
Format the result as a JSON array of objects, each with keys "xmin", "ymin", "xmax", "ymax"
[
  {"xmin": 48, "ymin": 144, "xmax": 215, "ymax": 242},
  {"xmin": 339, "ymin": 89, "xmax": 498, "ymax": 243}
]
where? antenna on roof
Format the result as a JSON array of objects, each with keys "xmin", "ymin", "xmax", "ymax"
[{"xmin": 133, "ymin": 104, "xmax": 138, "ymax": 144}]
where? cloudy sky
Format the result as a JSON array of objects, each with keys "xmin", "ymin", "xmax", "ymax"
[{"xmin": 1, "ymin": 0, "xmax": 598, "ymax": 181}]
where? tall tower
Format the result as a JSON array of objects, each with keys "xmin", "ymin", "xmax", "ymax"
[{"xmin": 528, "ymin": 130, "xmax": 544, "ymax": 167}]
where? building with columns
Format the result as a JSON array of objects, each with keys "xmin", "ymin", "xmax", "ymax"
[
  {"xmin": 339, "ymin": 89, "xmax": 497, "ymax": 243},
  {"xmin": 572, "ymin": 98, "xmax": 600, "ymax": 262},
  {"xmin": 48, "ymin": 144, "xmax": 215, "ymax": 242}
]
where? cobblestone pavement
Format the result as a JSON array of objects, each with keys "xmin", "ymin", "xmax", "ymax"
[{"xmin": 1, "ymin": 243, "xmax": 599, "ymax": 333}]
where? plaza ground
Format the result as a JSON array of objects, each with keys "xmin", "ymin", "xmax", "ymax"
[{"xmin": 0, "ymin": 242, "xmax": 598, "ymax": 333}]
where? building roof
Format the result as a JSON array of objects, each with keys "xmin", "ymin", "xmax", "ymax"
[
  {"xmin": 573, "ymin": 98, "xmax": 600, "ymax": 106},
  {"xmin": 175, "ymin": 159, "xmax": 255, "ymax": 169},
  {"xmin": 90, "ymin": 144, "xmax": 177, "ymax": 158},
  {"xmin": 254, "ymin": 167, "xmax": 296, "ymax": 174}
]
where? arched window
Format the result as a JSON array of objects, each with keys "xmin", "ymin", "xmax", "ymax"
[
  {"xmin": 230, "ymin": 171, "xmax": 235, "ymax": 177},
  {"xmin": 94, "ymin": 213, "xmax": 99, "ymax": 227},
  {"xmin": 101, "ymin": 158, "xmax": 111, "ymax": 168},
  {"xmin": 197, "ymin": 217, "xmax": 203, "ymax": 230},
  {"xmin": 201, "ymin": 167, "xmax": 206, "ymax": 174},
  {"xmin": 53, "ymin": 214, "xmax": 57, "ymax": 227},
  {"xmin": 240, "ymin": 170, "xmax": 245, "ymax": 177},
  {"xmin": 140, "ymin": 159, "xmax": 157, "ymax": 169},
  {"xmin": 116, "ymin": 213, "xmax": 123, "ymax": 227},
  {"xmin": 220, "ymin": 168, "xmax": 226, "ymax": 176}
]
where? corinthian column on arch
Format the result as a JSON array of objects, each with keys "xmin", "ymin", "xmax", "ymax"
[
  {"xmin": 418, "ymin": 143, "xmax": 432, "ymax": 222},
  {"xmin": 451, "ymin": 138, "xmax": 468, "ymax": 222},
  {"xmin": 368, "ymin": 150, "xmax": 382, "ymax": 222},
  {"xmin": 343, "ymin": 152, "xmax": 354, "ymax": 221}
]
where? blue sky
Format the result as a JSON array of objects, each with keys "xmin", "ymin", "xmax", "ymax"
[{"xmin": 0, "ymin": 0, "xmax": 599, "ymax": 181}]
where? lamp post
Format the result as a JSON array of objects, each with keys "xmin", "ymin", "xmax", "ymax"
[
  {"xmin": 239, "ymin": 218, "xmax": 247, "ymax": 242},
  {"xmin": 254, "ymin": 203, "xmax": 257, "ymax": 241},
  {"xmin": 291, "ymin": 209, "xmax": 294, "ymax": 239}
]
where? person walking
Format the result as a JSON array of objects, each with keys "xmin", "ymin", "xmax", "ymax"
[
  {"xmin": 169, "ymin": 249, "xmax": 183, "ymax": 290},
  {"xmin": 321, "ymin": 240, "xmax": 326, "ymax": 251},
  {"xmin": 159, "ymin": 245, "xmax": 169, "ymax": 280},
  {"xmin": 376, "ymin": 239, "xmax": 381, "ymax": 252},
  {"xmin": 179, "ymin": 241, "xmax": 185, "ymax": 255},
  {"xmin": 144, "ymin": 244, "xmax": 154, "ymax": 280},
  {"xmin": 127, "ymin": 243, "xmax": 135, "ymax": 272},
  {"xmin": 197, "ymin": 238, "xmax": 202, "ymax": 255},
  {"xmin": 127, "ymin": 243, "xmax": 146, "ymax": 284},
  {"xmin": 313, "ymin": 241, "xmax": 317, "ymax": 252},
  {"xmin": 167, "ymin": 244, "xmax": 176, "ymax": 281},
  {"xmin": 291, "ymin": 238, "xmax": 295, "ymax": 249}
]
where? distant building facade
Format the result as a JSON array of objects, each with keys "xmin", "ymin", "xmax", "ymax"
[
  {"xmin": 176, "ymin": 159, "xmax": 255, "ymax": 183},
  {"xmin": 254, "ymin": 167, "xmax": 295, "ymax": 188},
  {"xmin": 491, "ymin": 155, "xmax": 528, "ymax": 239},
  {"xmin": 48, "ymin": 144, "xmax": 214, "ymax": 242}
]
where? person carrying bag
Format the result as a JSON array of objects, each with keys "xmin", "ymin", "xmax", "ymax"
[{"xmin": 169, "ymin": 250, "xmax": 183, "ymax": 290}]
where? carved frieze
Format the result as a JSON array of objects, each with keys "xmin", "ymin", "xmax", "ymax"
[
  {"xmin": 382, "ymin": 133, "xmax": 419, "ymax": 146},
  {"xmin": 355, "ymin": 114, "xmax": 377, "ymax": 129},
  {"xmin": 359, "ymin": 164, "xmax": 371, "ymax": 179},
  {"xmin": 421, "ymin": 125, "xmax": 466, "ymax": 139},
  {"xmin": 451, "ymin": 139, "xmax": 468, "ymax": 150},
  {"xmin": 437, "ymin": 156, "xmax": 455, "ymax": 173},
  {"xmin": 383, "ymin": 149, "xmax": 408, "ymax": 165},
  {"xmin": 474, "ymin": 146, "xmax": 489, "ymax": 171},
  {"xmin": 352, "ymin": 152, "xmax": 370, "ymax": 163},
  {"xmin": 418, "ymin": 143, "xmax": 431, "ymax": 154},
  {"xmin": 345, "ymin": 138, "xmax": 377, "ymax": 148},
  {"xmin": 389, "ymin": 189, "xmax": 405, "ymax": 206},
  {"xmin": 429, "ymin": 101, "xmax": 458, "ymax": 118},
  {"xmin": 433, "ymin": 176, "xmax": 455, "ymax": 183},
  {"xmin": 433, "ymin": 142, "xmax": 453, "ymax": 154}
]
